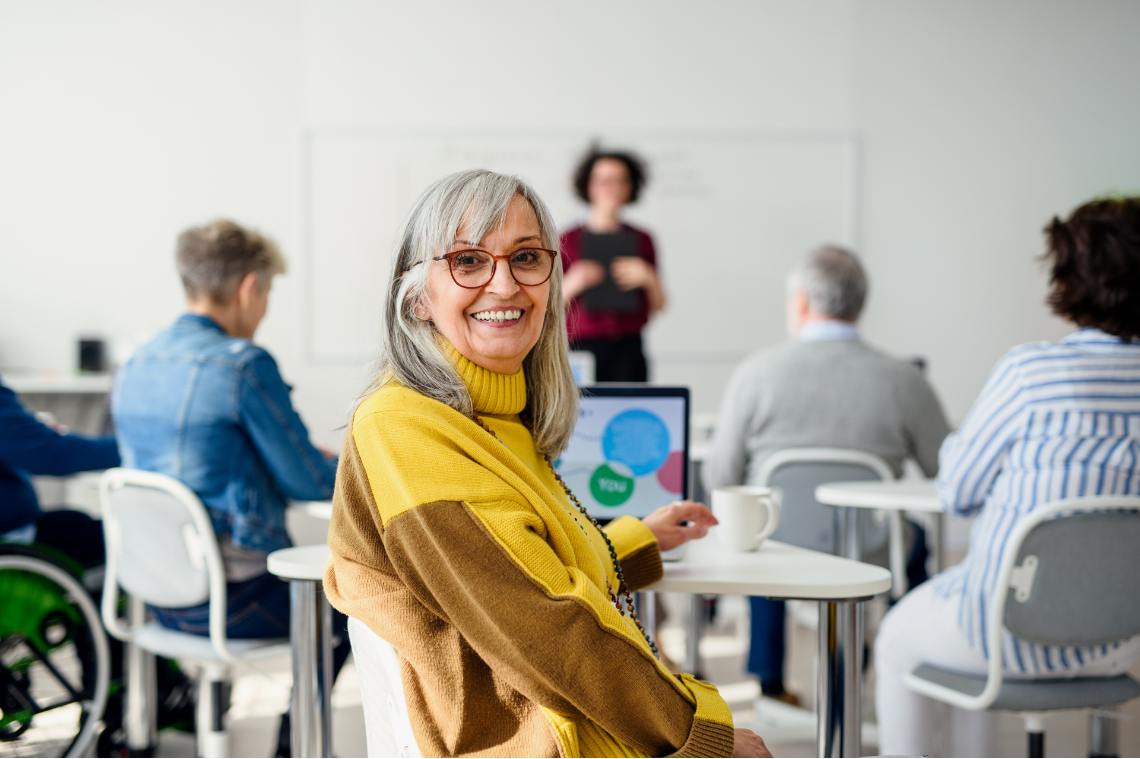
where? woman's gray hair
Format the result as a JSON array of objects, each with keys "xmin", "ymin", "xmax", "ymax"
[
  {"xmin": 786, "ymin": 244, "xmax": 868, "ymax": 321},
  {"xmin": 370, "ymin": 169, "xmax": 578, "ymax": 457}
]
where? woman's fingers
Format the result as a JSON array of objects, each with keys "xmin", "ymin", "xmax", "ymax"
[{"xmin": 667, "ymin": 500, "xmax": 719, "ymax": 527}]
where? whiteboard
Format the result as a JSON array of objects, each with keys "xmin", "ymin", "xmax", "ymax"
[{"xmin": 303, "ymin": 129, "xmax": 858, "ymax": 409}]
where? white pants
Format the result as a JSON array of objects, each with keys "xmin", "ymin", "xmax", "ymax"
[{"xmin": 874, "ymin": 580, "xmax": 1140, "ymax": 757}]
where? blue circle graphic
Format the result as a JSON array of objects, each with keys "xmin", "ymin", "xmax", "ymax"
[{"xmin": 602, "ymin": 409, "xmax": 671, "ymax": 477}]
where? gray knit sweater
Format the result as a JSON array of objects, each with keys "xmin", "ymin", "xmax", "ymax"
[{"xmin": 704, "ymin": 337, "xmax": 950, "ymax": 491}]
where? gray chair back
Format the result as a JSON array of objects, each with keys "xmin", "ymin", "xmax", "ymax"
[
  {"xmin": 758, "ymin": 448, "xmax": 892, "ymax": 555},
  {"xmin": 1005, "ymin": 510, "xmax": 1140, "ymax": 646},
  {"xmin": 906, "ymin": 497, "xmax": 1140, "ymax": 716},
  {"xmin": 100, "ymin": 468, "xmax": 223, "ymax": 609}
]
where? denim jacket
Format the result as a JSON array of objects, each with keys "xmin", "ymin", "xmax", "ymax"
[
  {"xmin": 112, "ymin": 314, "xmax": 336, "ymax": 553},
  {"xmin": 0, "ymin": 378, "xmax": 120, "ymax": 535}
]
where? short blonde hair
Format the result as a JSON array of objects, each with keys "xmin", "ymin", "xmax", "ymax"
[
  {"xmin": 372, "ymin": 169, "xmax": 578, "ymax": 457},
  {"xmin": 175, "ymin": 218, "xmax": 286, "ymax": 303}
]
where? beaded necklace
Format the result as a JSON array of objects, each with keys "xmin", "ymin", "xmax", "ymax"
[{"xmin": 472, "ymin": 413, "xmax": 659, "ymax": 659}]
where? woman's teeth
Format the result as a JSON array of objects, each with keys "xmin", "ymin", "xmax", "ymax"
[{"xmin": 472, "ymin": 309, "xmax": 522, "ymax": 322}]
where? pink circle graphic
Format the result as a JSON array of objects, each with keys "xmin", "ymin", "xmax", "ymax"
[{"xmin": 655, "ymin": 450, "xmax": 684, "ymax": 495}]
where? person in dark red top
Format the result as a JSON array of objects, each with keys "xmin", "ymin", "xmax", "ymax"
[{"xmin": 561, "ymin": 148, "xmax": 667, "ymax": 382}]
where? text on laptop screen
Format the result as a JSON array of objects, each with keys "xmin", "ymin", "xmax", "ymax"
[{"xmin": 553, "ymin": 388, "xmax": 689, "ymax": 520}]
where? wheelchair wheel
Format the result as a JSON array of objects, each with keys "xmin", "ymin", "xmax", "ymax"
[{"xmin": 0, "ymin": 555, "xmax": 109, "ymax": 758}]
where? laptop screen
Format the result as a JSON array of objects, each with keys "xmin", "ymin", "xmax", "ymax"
[{"xmin": 553, "ymin": 386, "xmax": 690, "ymax": 520}]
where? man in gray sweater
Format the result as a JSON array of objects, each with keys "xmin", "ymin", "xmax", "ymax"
[{"xmin": 704, "ymin": 245, "xmax": 950, "ymax": 703}]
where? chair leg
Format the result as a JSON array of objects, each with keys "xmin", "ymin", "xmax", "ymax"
[
  {"xmin": 124, "ymin": 643, "xmax": 157, "ymax": 755},
  {"xmin": 1089, "ymin": 708, "xmax": 1120, "ymax": 758},
  {"xmin": 685, "ymin": 595, "xmax": 704, "ymax": 679},
  {"xmin": 1025, "ymin": 714, "xmax": 1046, "ymax": 758},
  {"xmin": 196, "ymin": 673, "xmax": 231, "ymax": 759},
  {"xmin": 125, "ymin": 600, "xmax": 157, "ymax": 755}
]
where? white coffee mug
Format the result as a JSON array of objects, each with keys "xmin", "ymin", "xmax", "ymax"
[{"xmin": 712, "ymin": 486, "xmax": 781, "ymax": 552}]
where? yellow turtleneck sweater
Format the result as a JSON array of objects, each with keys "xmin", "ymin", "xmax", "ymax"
[{"xmin": 324, "ymin": 346, "xmax": 735, "ymax": 758}]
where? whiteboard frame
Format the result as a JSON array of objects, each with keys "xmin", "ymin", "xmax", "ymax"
[{"xmin": 299, "ymin": 127, "xmax": 862, "ymax": 366}]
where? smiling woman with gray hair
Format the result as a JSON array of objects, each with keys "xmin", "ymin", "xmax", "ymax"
[{"xmin": 324, "ymin": 170, "xmax": 767, "ymax": 758}]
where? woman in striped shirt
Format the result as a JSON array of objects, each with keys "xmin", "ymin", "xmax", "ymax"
[{"xmin": 875, "ymin": 196, "xmax": 1140, "ymax": 756}]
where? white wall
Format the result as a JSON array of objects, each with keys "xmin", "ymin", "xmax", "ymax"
[
  {"xmin": 854, "ymin": 0, "xmax": 1140, "ymax": 417},
  {"xmin": 0, "ymin": 0, "xmax": 323, "ymax": 415},
  {"xmin": 2, "ymin": 0, "xmax": 1138, "ymax": 447}
]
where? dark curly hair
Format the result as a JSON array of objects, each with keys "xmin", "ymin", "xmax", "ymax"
[
  {"xmin": 1043, "ymin": 196, "xmax": 1140, "ymax": 341},
  {"xmin": 572, "ymin": 147, "xmax": 648, "ymax": 205}
]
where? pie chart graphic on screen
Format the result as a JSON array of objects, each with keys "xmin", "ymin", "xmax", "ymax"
[{"xmin": 555, "ymin": 389, "xmax": 688, "ymax": 519}]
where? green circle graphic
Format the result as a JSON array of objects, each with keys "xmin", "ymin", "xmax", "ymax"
[{"xmin": 589, "ymin": 463, "xmax": 635, "ymax": 507}]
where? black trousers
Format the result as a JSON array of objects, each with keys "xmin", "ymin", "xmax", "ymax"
[
  {"xmin": 571, "ymin": 334, "xmax": 648, "ymax": 383},
  {"xmin": 32, "ymin": 508, "xmax": 106, "ymax": 570}
]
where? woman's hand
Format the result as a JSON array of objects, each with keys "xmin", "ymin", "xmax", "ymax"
[
  {"xmin": 562, "ymin": 260, "xmax": 606, "ymax": 301},
  {"xmin": 641, "ymin": 501, "xmax": 718, "ymax": 551},
  {"xmin": 610, "ymin": 256, "xmax": 657, "ymax": 291},
  {"xmin": 732, "ymin": 728, "xmax": 772, "ymax": 757}
]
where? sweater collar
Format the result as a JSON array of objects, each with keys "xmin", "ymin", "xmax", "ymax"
[{"xmin": 440, "ymin": 341, "xmax": 527, "ymax": 416}]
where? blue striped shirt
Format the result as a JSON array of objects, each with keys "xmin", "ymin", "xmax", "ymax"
[{"xmin": 933, "ymin": 328, "xmax": 1140, "ymax": 675}]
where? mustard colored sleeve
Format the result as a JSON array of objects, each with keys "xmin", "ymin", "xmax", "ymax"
[
  {"xmin": 348, "ymin": 411, "xmax": 735, "ymax": 758},
  {"xmin": 604, "ymin": 516, "xmax": 664, "ymax": 591}
]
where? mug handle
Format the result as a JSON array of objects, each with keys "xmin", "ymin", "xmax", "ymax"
[{"xmin": 755, "ymin": 493, "xmax": 781, "ymax": 544}]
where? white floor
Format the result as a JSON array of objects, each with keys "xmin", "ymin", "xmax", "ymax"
[
  {"xmin": 152, "ymin": 649, "xmax": 367, "ymax": 758},
  {"xmin": 143, "ymin": 591, "xmax": 1140, "ymax": 758}
]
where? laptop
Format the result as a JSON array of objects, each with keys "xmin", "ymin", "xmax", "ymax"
[{"xmin": 554, "ymin": 385, "xmax": 691, "ymax": 559}]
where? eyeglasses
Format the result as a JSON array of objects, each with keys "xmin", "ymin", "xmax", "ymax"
[{"xmin": 430, "ymin": 247, "xmax": 558, "ymax": 289}]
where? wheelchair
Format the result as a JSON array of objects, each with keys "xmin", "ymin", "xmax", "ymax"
[{"xmin": 0, "ymin": 543, "xmax": 110, "ymax": 758}]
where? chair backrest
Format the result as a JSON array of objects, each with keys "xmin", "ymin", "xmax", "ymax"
[
  {"xmin": 922, "ymin": 496, "xmax": 1140, "ymax": 710},
  {"xmin": 99, "ymin": 468, "xmax": 229, "ymax": 652},
  {"xmin": 1000, "ymin": 501, "xmax": 1140, "ymax": 647},
  {"xmin": 756, "ymin": 447, "xmax": 893, "ymax": 554},
  {"xmin": 347, "ymin": 616, "xmax": 421, "ymax": 758}
]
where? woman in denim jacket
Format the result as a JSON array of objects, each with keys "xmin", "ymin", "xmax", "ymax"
[{"xmin": 113, "ymin": 219, "xmax": 344, "ymax": 756}]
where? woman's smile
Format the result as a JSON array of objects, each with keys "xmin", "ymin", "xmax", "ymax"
[{"xmin": 469, "ymin": 306, "xmax": 525, "ymax": 327}]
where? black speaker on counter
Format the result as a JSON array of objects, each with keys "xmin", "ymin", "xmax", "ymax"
[{"xmin": 78, "ymin": 337, "xmax": 107, "ymax": 373}]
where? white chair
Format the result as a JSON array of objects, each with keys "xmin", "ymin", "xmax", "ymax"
[
  {"xmin": 99, "ymin": 468, "xmax": 291, "ymax": 758},
  {"xmin": 568, "ymin": 350, "xmax": 596, "ymax": 385},
  {"xmin": 748, "ymin": 448, "xmax": 896, "ymax": 706},
  {"xmin": 905, "ymin": 496, "xmax": 1140, "ymax": 758},
  {"xmin": 757, "ymin": 448, "xmax": 903, "ymax": 586},
  {"xmin": 347, "ymin": 616, "xmax": 421, "ymax": 758}
]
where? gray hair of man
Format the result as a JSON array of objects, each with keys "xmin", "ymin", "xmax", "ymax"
[
  {"xmin": 786, "ymin": 244, "xmax": 869, "ymax": 322},
  {"xmin": 372, "ymin": 169, "xmax": 578, "ymax": 457}
]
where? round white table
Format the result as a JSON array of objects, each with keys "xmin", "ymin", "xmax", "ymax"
[
  {"xmin": 815, "ymin": 479, "xmax": 940, "ymax": 513},
  {"xmin": 651, "ymin": 538, "xmax": 891, "ymax": 598},
  {"xmin": 649, "ymin": 537, "xmax": 891, "ymax": 758},
  {"xmin": 268, "ymin": 544, "xmax": 334, "ymax": 758},
  {"xmin": 815, "ymin": 479, "xmax": 945, "ymax": 597}
]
